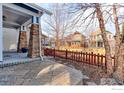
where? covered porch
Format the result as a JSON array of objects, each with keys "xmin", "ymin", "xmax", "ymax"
[{"xmin": 0, "ymin": 3, "xmax": 52, "ymax": 63}]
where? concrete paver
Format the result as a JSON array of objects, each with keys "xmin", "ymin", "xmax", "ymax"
[{"xmin": 0, "ymin": 61, "xmax": 83, "ymax": 85}]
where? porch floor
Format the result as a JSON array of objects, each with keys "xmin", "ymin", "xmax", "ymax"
[{"xmin": 0, "ymin": 52, "xmax": 41, "ymax": 67}]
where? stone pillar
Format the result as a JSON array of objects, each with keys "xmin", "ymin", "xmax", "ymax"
[
  {"xmin": 17, "ymin": 26, "xmax": 27, "ymax": 52},
  {"xmin": 28, "ymin": 16, "xmax": 40, "ymax": 58},
  {"xmin": 0, "ymin": 4, "xmax": 3, "ymax": 61}
]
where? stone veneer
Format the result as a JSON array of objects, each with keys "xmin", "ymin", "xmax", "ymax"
[
  {"xmin": 17, "ymin": 31, "xmax": 27, "ymax": 52},
  {"xmin": 28, "ymin": 24, "xmax": 40, "ymax": 58}
]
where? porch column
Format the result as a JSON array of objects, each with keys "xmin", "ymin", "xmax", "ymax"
[
  {"xmin": 28, "ymin": 16, "xmax": 40, "ymax": 58},
  {"xmin": 0, "ymin": 4, "xmax": 3, "ymax": 61},
  {"xmin": 17, "ymin": 26, "xmax": 27, "ymax": 52}
]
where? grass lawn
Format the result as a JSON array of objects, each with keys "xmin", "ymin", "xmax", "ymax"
[{"xmin": 59, "ymin": 47, "xmax": 105, "ymax": 55}]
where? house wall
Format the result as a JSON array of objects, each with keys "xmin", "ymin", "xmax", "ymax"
[
  {"xmin": 71, "ymin": 34, "xmax": 85, "ymax": 47},
  {"xmin": 0, "ymin": 4, "xmax": 2, "ymax": 61},
  {"xmin": 72, "ymin": 34, "xmax": 83, "ymax": 41},
  {"xmin": 3, "ymin": 28, "xmax": 19, "ymax": 51}
]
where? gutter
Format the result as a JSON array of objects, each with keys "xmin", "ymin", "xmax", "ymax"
[{"xmin": 26, "ymin": 3, "xmax": 52, "ymax": 16}]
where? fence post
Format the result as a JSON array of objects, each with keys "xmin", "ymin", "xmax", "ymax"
[
  {"xmin": 86, "ymin": 52, "xmax": 87, "ymax": 63},
  {"xmin": 80, "ymin": 51, "xmax": 82, "ymax": 62},
  {"xmin": 88, "ymin": 53, "xmax": 90, "ymax": 64},
  {"xmin": 54, "ymin": 48, "xmax": 55, "ymax": 58},
  {"xmin": 46, "ymin": 48, "xmax": 48, "ymax": 56},
  {"xmin": 83, "ymin": 53, "xmax": 85, "ymax": 63},
  {"xmin": 91, "ymin": 52, "xmax": 93, "ymax": 65},
  {"xmin": 66, "ymin": 49, "xmax": 68, "ymax": 59},
  {"xmin": 105, "ymin": 56, "xmax": 107, "ymax": 72},
  {"xmin": 101, "ymin": 55, "xmax": 104, "ymax": 69},
  {"xmin": 97, "ymin": 53, "xmax": 100, "ymax": 67}
]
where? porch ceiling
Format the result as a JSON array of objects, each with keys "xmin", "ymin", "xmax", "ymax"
[{"xmin": 3, "ymin": 6, "xmax": 32, "ymax": 29}]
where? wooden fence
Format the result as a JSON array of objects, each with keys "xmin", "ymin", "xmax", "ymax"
[{"xmin": 44, "ymin": 48, "xmax": 115, "ymax": 70}]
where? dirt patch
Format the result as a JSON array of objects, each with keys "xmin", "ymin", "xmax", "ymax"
[{"xmin": 45, "ymin": 57, "xmax": 110, "ymax": 85}]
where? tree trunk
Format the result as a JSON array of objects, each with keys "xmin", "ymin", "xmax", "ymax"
[
  {"xmin": 56, "ymin": 32, "xmax": 60, "ymax": 49},
  {"xmin": 112, "ymin": 4, "xmax": 124, "ymax": 81},
  {"xmin": 113, "ymin": 4, "xmax": 121, "ymax": 71},
  {"xmin": 114, "ymin": 44, "xmax": 124, "ymax": 82},
  {"xmin": 95, "ymin": 3, "xmax": 113, "ymax": 75}
]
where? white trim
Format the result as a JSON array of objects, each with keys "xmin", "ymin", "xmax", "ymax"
[
  {"xmin": 22, "ymin": 19, "xmax": 32, "ymax": 26},
  {"xmin": 32, "ymin": 16, "xmax": 39, "ymax": 24},
  {"xmin": 20, "ymin": 25, "xmax": 27, "ymax": 31},
  {"xmin": 0, "ymin": 4, "xmax": 3, "ymax": 61},
  {"xmin": 3, "ymin": 3, "xmax": 40, "ymax": 17},
  {"xmin": 26, "ymin": 3, "xmax": 52, "ymax": 15},
  {"xmin": 3, "ymin": 21, "xmax": 20, "ymax": 27}
]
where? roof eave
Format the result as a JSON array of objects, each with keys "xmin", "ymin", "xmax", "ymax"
[{"xmin": 26, "ymin": 3, "xmax": 52, "ymax": 15}]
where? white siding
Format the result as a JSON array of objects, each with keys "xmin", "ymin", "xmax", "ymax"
[
  {"xmin": 3, "ymin": 28, "xmax": 19, "ymax": 51},
  {"xmin": 0, "ymin": 4, "xmax": 3, "ymax": 61}
]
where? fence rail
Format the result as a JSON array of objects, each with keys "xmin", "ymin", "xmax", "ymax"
[{"xmin": 44, "ymin": 48, "xmax": 115, "ymax": 70}]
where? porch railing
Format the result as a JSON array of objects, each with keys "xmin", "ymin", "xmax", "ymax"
[{"xmin": 44, "ymin": 48, "xmax": 115, "ymax": 70}]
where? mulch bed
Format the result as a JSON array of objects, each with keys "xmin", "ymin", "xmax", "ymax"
[{"xmin": 46, "ymin": 57, "xmax": 110, "ymax": 85}]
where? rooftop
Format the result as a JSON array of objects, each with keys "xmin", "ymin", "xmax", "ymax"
[{"xmin": 90, "ymin": 28, "xmax": 112, "ymax": 36}]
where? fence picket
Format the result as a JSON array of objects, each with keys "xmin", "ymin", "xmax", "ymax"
[
  {"xmin": 81, "ymin": 52, "xmax": 82, "ymax": 62},
  {"xmin": 97, "ymin": 53, "xmax": 100, "ymax": 67},
  {"xmin": 89, "ymin": 53, "xmax": 90, "ymax": 64},
  {"xmin": 101, "ymin": 55, "xmax": 104, "ymax": 69},
  {"xmin": 44, "ymin": 48, "xmax": 115, "ymax": 70},
  {"xmin": 91, "ymin": 52, "xmax": 93, "ymax": 65},
  {"xmin": 86, "ymin": 52, "xmax": 87, "ymax": 63}
]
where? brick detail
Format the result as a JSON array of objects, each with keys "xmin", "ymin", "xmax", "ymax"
[
  {"xmin": 28, "ymin": 24, "xmax": 40, "ymax": 58},
  {"xmin": 17, "ymin": 31, "xmax": 27, "ymax": 52}
]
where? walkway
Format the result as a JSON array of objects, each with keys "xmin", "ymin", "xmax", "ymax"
[{"xmin": 0, "ymin": 60, "xmax": 83, "ymax": 85}]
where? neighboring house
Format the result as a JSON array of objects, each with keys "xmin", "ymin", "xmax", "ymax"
[
  {"xmin": 49, "ymin": 38, "xmax": 56, "ymax": 48},
  {"xmin": 41, "ymin": 34, "xmax": 49, "ymax": 46},
  {"xmin": 63, "ymin": 31, "xmax": 86, "ymax": 48},
  {"xmin": 84, "ymin": 38, "xmax": 89, "ymax": 48},
  {"xmin": 89, "ymin": 28, "xmax": 115, "ymax": 54}
]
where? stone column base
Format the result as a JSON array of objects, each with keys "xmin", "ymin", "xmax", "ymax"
[
  {"xmin": 28, "ymin": 24, "xmax": 40, "ymax": 58},
  {"xmin": 17, "ymin": 31, "xmax": 27, "ymax": 52}
]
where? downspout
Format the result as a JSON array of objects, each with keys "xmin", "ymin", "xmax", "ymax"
[
  {"xmin": 39, "ymin": 17, "xmax": 43, "ymax": 61},
  {"xmin": 38, "ymin": 10, "xmax": 52, "ymax": 61}
]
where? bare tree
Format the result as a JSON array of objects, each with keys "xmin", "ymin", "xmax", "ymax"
[
  {"xmin": 112, "ymin": 4, "xmax": 124, "ymax": 82},
  {"xmin": 69, "ymin": 3, "xmax": 124, "ymax": 80},
  {"xmin": 95, "ymin": 3, "xmax": 113, "ymax": 74},
  {"xmin": 43, "ymin": 3, "xmax": 124, "ymax": 80},
  {"xmin": 43, "ymin": 4, "xmax": 73, "ymax": 49},
  {"xmin": 68, "ymin": 3, "xmax": 113, "ymax": 75}
]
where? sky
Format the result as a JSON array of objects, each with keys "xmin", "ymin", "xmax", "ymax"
[
  {"xmin": 36, "ymin": 3, "xmax": 121, "ymax": 37},
  {"xmin": 36, "ymin": 3, "xmax": 51, "ymax": 36}
]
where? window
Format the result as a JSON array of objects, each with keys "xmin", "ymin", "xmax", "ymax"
[
  {"xmin": 36, "ymin": 17, "xmax": 39, "ymax": 23},
  {"xmin": 98, "ymin": 42, "xmax": 103, "ymax": 47}
]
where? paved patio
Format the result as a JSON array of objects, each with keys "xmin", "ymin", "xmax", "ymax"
[{"xmin": 0, "ymin": 60, "xmax": 83, "ymax": 85}]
